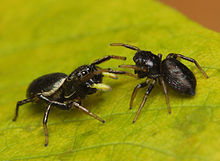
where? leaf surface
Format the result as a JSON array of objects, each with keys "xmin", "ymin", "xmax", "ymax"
[{"xmin": 0, "ymin": 0, "xmax": 220, "ymax": 161}]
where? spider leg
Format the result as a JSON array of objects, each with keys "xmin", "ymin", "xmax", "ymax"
[
  {"xmin": 167, "ymin": 53, "xmax": 209, "ymax": 78},
  {"xmin": 119, "ymin": 64, "xmax": 146, "ymax": 72},
  {"xmin": 82, "ymin": 68, "xmax": 137, "ymax": 83},
  {"xmin": 37, "ymin": 94, "xmax": 69, "ymax": 110},
  {"xmin": 133, "ymin": 79, "xmax": 156, "ymax": 123},
  {"xmin": 13, "ymin": 98, "xmax": 34, "ymax": 121},
  {"xmin": 43, "ymin": 103, "xmax": 52, "ymax": 147},
  {"xmin": 130, "ymin": 80, "xmax": 149, "ymax": 109},
  {"xmin": 160, "ymin": 78, "xmax": 171, "ymax": 114},
  {"xmin": 38, "ymin": 95, "xmax": 105, "ymax": 146},
  {"xmin": 158, "ymin": 54, "xmax": 162, "ymax": 60},
  {"xmin": 71, "ymin": 102, "xmax": 105, "ymax": 123},
  {"xmin": 110, "ymin": 43, "xmax": 141, "ymax": 51},
  {"xmin": 106, "ymin": 68, "xmax": 137, "ymax": 78},
  {"xmin": 91, "ymin": 55, "xmax": 126, "ymax": 66}
]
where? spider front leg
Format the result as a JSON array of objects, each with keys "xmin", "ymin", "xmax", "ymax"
[
  {"xmin": 82, "ymin": 68, "xmax": 137, "ymax": 83},
  {"xmin": 91, "ymin": 55, "xmax": 126, "ymax": 65},
  {"xmin": 118, "ymin": 64, "xmax": 147, "ymax": 72},
  {"xmin": 110, "ymin": 43, "xmax": 141, "ymax": 51},
  {"xmin": 106, "ymin": 68, "xmax": 137, "ymax": 78}
]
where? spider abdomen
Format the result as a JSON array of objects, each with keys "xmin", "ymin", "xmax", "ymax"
[
  {"xmin": 27, "ymin": 73, "xmax": 67, "ymax": 98},
  {"xmin": 161, "ymin": 58, "xmax": 196, "ymax": 96}
]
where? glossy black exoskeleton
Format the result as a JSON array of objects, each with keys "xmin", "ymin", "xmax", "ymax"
[
  {"xmin": 12, "ymin": 55, "xmax": 136, "ymax": 146},
  {"xmin": 110, "ymin": 43, "xmax": 209, "ymax": 123}
]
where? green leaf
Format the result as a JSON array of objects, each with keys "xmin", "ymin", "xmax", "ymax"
[{"xmin": 0, "ymin": 0, "xmax": 220, "ymax": 160}]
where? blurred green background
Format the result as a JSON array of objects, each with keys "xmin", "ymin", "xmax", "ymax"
[{"xmin": 0, "ymin": 0, "xmax": 220, "ymax": 160}]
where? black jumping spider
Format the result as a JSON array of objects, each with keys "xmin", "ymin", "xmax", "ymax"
[
  {"xmin": 13, "ymin": 55, "xmax": 135, "ymax": 146},
  {"xmin": 111, "ymin": 43, "xmax": 209, "ymax": 123}
]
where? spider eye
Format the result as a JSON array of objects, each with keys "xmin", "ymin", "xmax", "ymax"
[{"xmin": 82, "ymin": 71, "xmax": 87, "ymax": 76}]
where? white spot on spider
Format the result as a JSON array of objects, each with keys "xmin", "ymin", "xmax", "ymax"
[
  {"xmin": 145, "ymin": 60, "xmax": 153, "ymax": 67},
  {"xmin": 43, "ymin": 78, "xmax": 66, "ymax": 96}
]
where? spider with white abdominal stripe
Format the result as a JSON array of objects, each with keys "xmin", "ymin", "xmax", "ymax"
[{"xmin": 12, "ymin": 55, "xmax": 136, "ymax": 147}]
